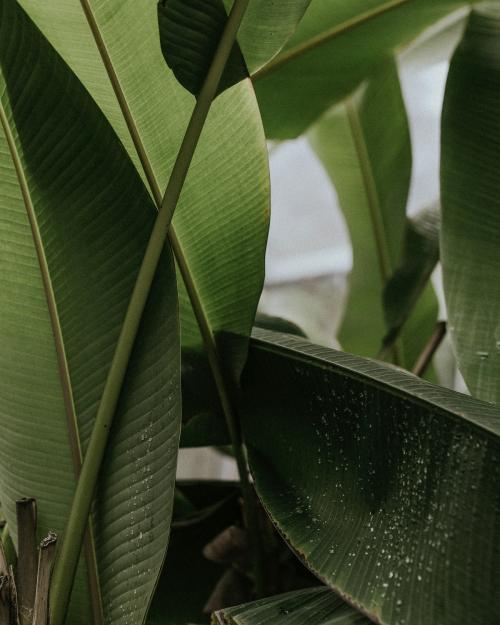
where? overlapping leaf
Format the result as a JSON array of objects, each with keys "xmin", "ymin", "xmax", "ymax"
[
  {"xmin": 253, "ymin": 0, "xmax": 483, "ymax": 138},
  {"xmin": 309, "ymin": 61, "xmax": 437, "ymax": 366},
  {"xmin": 0, "ymin": 1, "xmax": 181, "ymax": 623},
  {"xmin": 18, "ymin": 0, "xmax": 270, "ymax": 384},
  {"xmin": 441, "ymin": 5, "xmax": 500, "ymax": 403},
  {"xmin": 241, "ymin": 329, "xmax": 500, "ymax": 625},
  {"xmin": 158, "ymin": 0, "xmax": 311, "ymax": 97}
]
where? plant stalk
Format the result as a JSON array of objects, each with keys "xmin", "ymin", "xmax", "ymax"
[
  {"xmin": 412, "ymin": 321, "xmax": 447, "ymax": 377},
  {"xmin": 49, "ymin": 2, "xmax": 251, "ymax": 622}
]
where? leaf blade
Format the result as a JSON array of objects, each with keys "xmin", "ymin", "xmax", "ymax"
[
  {"xmin": 157, "ymin": 0, "xmax": 312, "ymax": 98},
  {"xmin": 441, "ymin": 5, "xmax": 500, "ymax": 403},
  {"xmin": 0, "ymin": 1, "xmax": 181, "ymax": 622},
  {"xmin": 214, "ymin": 587, "xmax": 371, "ymax": 625},
  {"xmin": 241, "ymin": 329, "xmax": 500, "ymax": 625},
  {"xmin": 16, "ymin": 0, "xmax": 270, "ymax": 385},
  {"xmin": 254, "ymin": 0, "xmax": 481, "ymax": 138},
  {"xmin": 309, "ymin": 60, "xmax": 437, "ymax": 366}
]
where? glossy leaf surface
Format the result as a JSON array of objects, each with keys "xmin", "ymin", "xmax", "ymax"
[
  {"xmin": 241, "ymin": 329, "xmax": 500, "ymax": 625},
  {"xmin": 0, "ymin": 1, "xmax": 181, "ymax": 623},
  {"xmin": 441, "ymin": 5, "xmax": 500, "ymax": 403}
]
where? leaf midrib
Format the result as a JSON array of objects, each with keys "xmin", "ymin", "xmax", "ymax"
[
  {"xmin": 343, "ymin": 97, "xmax": 405, "ymax": 367},
  {"xmin": 0, "ymin": 96, "xmax": 103, "ymax": 624},
  {"xmin": 345, "ymin": 99, "xmax": 392, "ymax": 283},
  {"xmin": 252, "ymin": 0, "xmax": 415, "ymax": 80}
]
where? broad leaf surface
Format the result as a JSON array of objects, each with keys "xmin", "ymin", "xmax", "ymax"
[
  {"xmin": 309, "ymin": 61, "xmax": 437, "ymax": 367},
  {"xmin": 241, "ymin": 329, "xmax": 500, "ymax": 625},
  {"xmin": 158, "ymin": 0, "xmax": 311, "ymax": 97},
  {"xmin": 253, "ymin": 0, "xmax": 482, "ymax": 138},
  {"xmin": 214, "ymin": 587, "xmax": 371, "ymax": 625},
  {"xmin": 382, "ymin": 206, "xmax": 440, "ymax": 352},
  {"xmin": 0, "ymin": 1, "xmax": 180, "ymax": 623},
  {"xmin": 441, "ymin": 5, "xmax": 500, "ymax": 403},
  {"xmin": 18, "ymin": 0, "xmax": 270, "ymax": 382}
]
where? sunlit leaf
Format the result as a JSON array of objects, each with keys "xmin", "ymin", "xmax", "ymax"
[{"xmin": 18, "ymin": 0, "xmax": 270, "ymax": 385}]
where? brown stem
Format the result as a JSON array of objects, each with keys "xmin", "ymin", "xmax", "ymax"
[
  {"xmin": 32, "ymin": 534, "xmax": 57, "ymax": 625},
  {"xmin": 15, "ymin": 499, "xmax": 37, "ymax": 625},
  {"xmin": 412, "ymin": 321, "xmax": 447, "ymax": 378}
]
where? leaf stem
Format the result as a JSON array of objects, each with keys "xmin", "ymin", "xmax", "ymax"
[
  {"xmin": 49, "ymin": 2, "xmax": 251, "ymax": 622},
  {"xmin": 412, "ymin": 321, "xmax": 447, "ymax": 377}
]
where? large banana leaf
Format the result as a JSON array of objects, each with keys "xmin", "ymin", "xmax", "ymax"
[
  {"xmin": 441, "ymin": 5, "xmax": 500, "ymax": 403},
  {"xmin": 18, "ymin": 0, "xmax": 270, "ymax": 385},
  {"xmin": 158, "ymin": 0, "xmax": 312, "ymax": 97},
  {"xmin": 309, "ymin": 61, "xmax": 437, "ymax": 367},
  {"xmin": 214, "ymin": 588, "xmax": 371, "ymax": 625},
  {"xmin": 253, "ymin": 0, "xmax": 481, "ymax": 138},
  {"xmin": 0, "ymin": 1, "xmax": 180, "ymax": 623},
  {"xmin": 240, "ymin": 329, "xmax": 500, "ymax": 625}
]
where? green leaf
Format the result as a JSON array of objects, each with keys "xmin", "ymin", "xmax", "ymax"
[
  {"xmin": 0, "ymin": 1, "xmax": 180, "ymax": 623},
  {"xmin": 253, "ymin": 0, "xmax": 482, "ymax": 139},
  {"xmin": 241, "ymin": 329, "xmax": 500, "ymax": 625},
  {"xmin": 382, "ymin": 205, "xmax": 440, "ymax": 352},
  {"xmin": 158, "ymin": 0, "xmax": 248, "ymax": 98},
  {"xmin": 441, "ymin": 5, "xmax": 500, "ymax": 403},
  {"xmin": 213, "ymin": 587, "xmax": 371, "ymax": 625},
  {"xmin": 157, "ymin": 0, "xmax": 311, "ymax": 98},
  {"xmin": 221, "ymin": 0, "xmax": 313, "ymax": 74},
  {"xmin": 309, "ymin": 60, "xmax": 437, "ymax": 367},
  {"xmin": 18, "ymin": 0, "xmax": 270, "ymax": 383}
]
